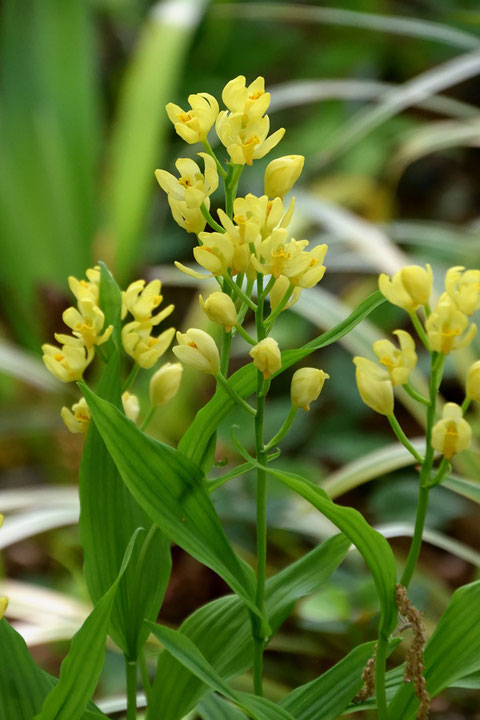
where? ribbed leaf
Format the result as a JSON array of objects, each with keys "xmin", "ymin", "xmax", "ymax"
[
  {"xmin": 281, "ymin": 639, "xmax": 400, "ymax": 720},
  {"xmin": 236, "ymin": 457, "xmax": 397, "ymax": 636},
  {"xmin": 0, "ymin": 620, "xmax": 107, "ymax": 720},
  {"xmin": 98, "ymin": 262, "xmax": 122, "ymax": 356},
  {"xmin": 35, "ymin": 530, "xmax": 140, "ymax": 720},
  {"xmin": 179, "ymin": 291, "xmax": 385, "ymax": 471},
  {"xmin": 147, "ymin": 624, "xmax": 295, "ymax": 720},
  {"xmin": 388, "ymin": 580, "xmax": 480, "ymax": 719},
  {"xmin": 198, "ymin": 694, "xmax": 248, "ymax": 720},
  {"xmin": 80, "ymin": 384, "xmax": 258, "ymax": 617},
  {"xmin": 79, "ymin": 350, "xmax": 171, "ymax": 659},
  {"xmin": 147, "ymin": 534, "xmax": 350, "ymax": 720}
]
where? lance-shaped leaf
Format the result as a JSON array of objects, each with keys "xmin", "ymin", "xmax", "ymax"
[
  {"xmin": 179, "ymin": 291, "xmax": 385, "ymax": 471},
  {"xmin": 80, "ymin": 384, "xmax": 258, "ymax": 617},
  {"xmin": 198, "ymin": 694, "xmax": 248, "ymax": 719},
  {"xmin": 147, "ymin": 624, "xmax": 295, "ymax": 720},
  {"xmin": 79, "ymin": 349, "xmax": 171, "ymax": 659},
  {"xmin": 281, "ymin": 639, "xmax": 401, "ymax": 720},
  {"xmin": 35, "ymin": 530, "xmax": 140, "ymax": 720},
  {"xmin": 232, "ymin": 445, "xmax": 397, "ymax": 636},
  {"xmin": 0, "ymin": 619, "xmax": 108, "ymax": 720},
  {"xmin": 387, "ymin": 579, "xmax": 480, "ymax": 719},
  {"xmin": 147, "ymin": 534, "xmax": 350, "ymax": 720}
]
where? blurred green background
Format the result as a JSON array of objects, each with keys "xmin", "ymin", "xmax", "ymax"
[{"xmin": 1, "ymin": 0, "xmax": 480, "ymax": 716}]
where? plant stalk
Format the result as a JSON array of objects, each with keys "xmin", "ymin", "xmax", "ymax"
[
  {"xmin": 125, "ymin": 659, "xmax": 137, "ymax": 720},
  {"xmin": 375, "ymin": 633, "xmax": 389, "ymax": 720}
]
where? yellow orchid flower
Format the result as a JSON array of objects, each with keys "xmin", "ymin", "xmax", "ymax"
[
  {"xmin": 123, "ymin": 279, "xmax": 174, "ymax": 325},
  {"xmin": 150, "ymin": 363, "xmax": 183, "ymax": 406},
  {"xmin": 431, "ymin": 403, "xmax": 471, "ymax": 459},
  {"xmin": 216, "ymin": 111, "xmax": 285, "ymax": 166},
  {"xmin": 426, "ymin": 293, "xmax": 477, "ymax": 354},
  {"xmin": 466, "ymin": 360, "xmax": 480, "ymax": 402},
  {"xmin": 445, "ymin": 265, "xmax": 480, "ymax": 316},
  {"xmin": 193, "ymin": 232, "xmax": 235, "ymax": 276},
  {"xmin": 373, "ymin": 330, "xmax": 417, "ymax": 386},
  {"xmin": 62, "ymin": 298, "xmax": 113, "ymax": 348},
  {"xmin": 199, "ymin": 292, "xmax": 237, "ymax": 332},
  {"xmin": 222, "ymin": 75, "xmax": 270, "ymax": 118},
  {"xmin": 61, "ymin": 397, "xmax": 91, "ymax": 434},
  {"xmin": 250, "ymin": 337, "xmax": 282, "ymax": 379},
  {"xmin": 264, "ymin": 155, "xmax": 304, "ymax": 198},
  {"xmin": 166, "ymin": 92, "xmax": 219, "ymax": 144},
  {"xmin": 122, "ymin": 322, "xmax": 175, "ymax": 369},
  {"xmin": 42, "ymin": 336, "xmax": 94, "ymax": 383},
  {"xmin": 68, "ymin": 266, "xmax": 101, "ymax": 304},
  {"xmin": 291, "ymin": 368, "xmax": 329, "ymax": 411},
  {"xmin": 173, "ymin": 329, "xmax": 219, "ymax": 374},
  {"xmin": 353, "ymin": 356, "xmax": 394, "ymax": 415},
  {"xmin": 379, "ymin": 264, "xmax": 433, "ymax": 311}
]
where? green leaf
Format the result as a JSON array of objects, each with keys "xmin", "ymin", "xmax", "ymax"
[
  {"xmin": 79, "ymin": 352, "xmax": 171, "ymax": 659},
  {"xmin": 35, "ymin": 530, "xmax": 140, "ymax": 720},
  {"xmin": 0, "ymin": 620, "xmax": 108, "ymax": 720},
  {"xmin": 80, "ymin": 383, "xmax": 258, "ymax": 618},
  {"xmin": 444, "ymin": 473, "xmax": 480, "ymax": 504},
  {"xmin": 147, "ymin": 624, "xmax": 295, "ymax": 720},
  {"xmin": 147, "ymin": 534, "xmax": 350, "ymax": 720},
  {"xmin": 179, "ymin": 291, "xmax": 385, "ymax": 471},
  {"xmin": 281, "ymin": 639, "xmax": 400, "ymax": 720},
  {"xmin": 236, "ymin": 456, "xmax": 397, "ymax": 636},
  {"xmin": 388, "ymin": 580, "xmax": 480, "ymax": 719},
  {"xmin": 198, "ymin": 694, "xmax": 248, "ymax": 720},
  {"xmin": 98, "ymin": 262, "xmax": 122, "ymax": 355}
]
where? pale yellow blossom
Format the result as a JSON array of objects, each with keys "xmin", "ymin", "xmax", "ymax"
[
  {"xmin": 445, "ymin": 265, "xmax": 480, "ymax": 316},
  {"xmin": 250, "ymin": 337, "xmax": 282, "ymax": 379},
  {"xmin": 373, "ymin": 330, "xmax": 417, "ymax": 386},
  {"xmin": 379, "ymin": 264, "xmax": 433, "ymax": 311},
  {"xmin": 166, "ymin": 93, "xmax": 219, "ymax": 144},
  {"xmin": 291, "ymin": 368, "xmax": 329, "ymax": 411},
  {"xmin": 431, "ymin": 403, "xmax": 471, "ymax": 459},
  {"xmin": 173, "ymin": 329, "xmax": 219, "ymax": 374},
  {"xmin": 426, "ymin": 293, "xmax": 477, "ymax": 354},
  {"xmin": 354, "ymin": 356, "xmax": 394, "ymax": 415}
]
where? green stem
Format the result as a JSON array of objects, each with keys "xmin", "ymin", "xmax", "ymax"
[
  {"xmin": 141, "ymin": 406, "xmax": 156, "ymax": 431},
  {"xmin": 265, "ymin": 406, "xmax": 298, "ymax": 452},
  {"xmin": 462, "ymin": 396, "xmax": 471, "ymax": 413},
  {"xmin": 409, "ymin": 310, "xmax": 430, "ymax": 351},
  {"xmin": 138, "ymin": 650, "xmax": 152, "ymax": 705},
  {"xmin": 123, "ymin": 364, "xmax": 140, "ymax": 393},
  {"xmin": 223, "ymin": 273, "xmax": 257, "ymax": 311},
  {"xmin": 403, "ymin": 383, "xmax": 430, "ymax": 406},
  {"xmin": 207, "ymin": 451, "xmax": 281, "ymax": 492},
  {"xmin": 237, "ymin": 278, "xmax": 255, "ymax": 325},
  {"xmin": 234, "ymin": 323, "xmax": 257, "ymax": 346},
  {"xmin": 428, "ymin": 457, "xmax": 451, "ymax": 488},
  {"xmin": 375, "ymin": 633, "xmax": 389, "ymax": 720},
  {"xmin": 219, "ymin": 329, "xmax": 233, "ymax": 376},
  {"xmin": 387, "ymin": 414, "xmax": 423, "ymax": 464},
  {"xmin": 95, "ymin": 345, "xmax": 109, "ymax": 363},
  {"xmin": 200, "ymin": 203, "xmax": 225, "ymax": 233},
  {"xmin": 253, "ymin": 272, "xmax": 267, "ymax": 697},
  {"xmin": 400, "ymin": 485, "xmax": 430, "ymax": 588},
  {"xmin": 125, "ymin": 659, "xmax": 137, "ymax": 720},
  {"xmin": 265, "ymin": 282, "xmax": 294, "ymax": 329},
  {"xmin": 260, "ymin": 275, "xmax": 276, "ymax": 301},
  {"xmin": 224, "ymin": 163, "xmax": 243, "ymax": 218},
  {"xmin": 216, "ymin": 372, "xmax": 256, "ymax": 415},
  {"xmin": 201, "ymin": 138, "xmax": 228, "ymax": 179}
]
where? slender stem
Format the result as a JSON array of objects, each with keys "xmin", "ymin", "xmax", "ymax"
[
  {"xmin": 141, "ymin": 406, "xmax": 156, "ymax": 431},
  {"xmin": 400, "ymin": 485, "xmax": 430, "ymax": 588},
  {"xmin": 225, "ymin": 163, "xmax": 243, "ymax": 218},
  {"xmin": 206, "ymin": 451, "xmax": 281, "ymax": 492},
  {"xmin": 409, "ymin": 310, "xmax": 430, "ymax": 351},
  {"xmin": 375, "ymin": 633, "xmax": 389, "ymax": 720},
  {"xmin": 260, "ymin": 275, "xmax": 276, "ymax": 301},
  {"xmin": 138, "ymin": 650, "xmax": 152, "ymax": 705},
  {"xmin": 387, "ymin": 414, "xmax": 423, "ymax": 464},
  {"xmin": 265, "ymin": 283, "xmax": 294, "ymax": 329},
  {"xmin": 216, "ymin": 372, "xmax": 256, "ymax": 415},
  {"xmin": 265, "ymin": 406, "xmax": 298, "ymax": 451},
  {"xmin": 95, "ymin": 344, "xmax": 109, "ymax": 363},
  {"xmin": 237, "ymin": 278, "xmax": 255, "ymax": 325},
  {"xmin": 201, "ymin": 138, "xmax": 228, "ymax": 179},
  {"xmin": 252, "ymin": 272, "xmax": 267, "ymax": 696},
  {"xmin": 234, "ymin": 323, "xmax": 257, "ymax": 346},
  {"xmin": 428, "ymin": 457, "xmax": 451, "ymax": 488},
  {"xmin": 219, "ymin": 329, "xmax": 233, "ymax": 376},
  {"xmin": 403, "ymin": 383, "xmax": 430, "ymax": 406},
  {"xmin": 223, "ymin": 273, "xmax": 257, "ymax": 311},
  {"xmin": 462, "ymin": 396, "xmax": 471, "ymax": 413},
  {"xmin": 123, "ymin": 364, "xmax": 140, "ymax": 393},
  {"xmin": 125, "ymin": 659, "xmax": 137, "ymax": 720},
  {"xmin": 200, "ymin": 203, "xmax": 225, "ymax": 233}
]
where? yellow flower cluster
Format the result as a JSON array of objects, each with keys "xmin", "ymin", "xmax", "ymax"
[
  {"xmin": 42, "ymin": 266, "xmax": 109, "ymax": 383},
  {"xmin": 379, "ymin": 264, "xmax": 479, "ymax": 355},
  {"xmin": 157, "ymin": 76, "xmax": 327, "ymax": 313}
]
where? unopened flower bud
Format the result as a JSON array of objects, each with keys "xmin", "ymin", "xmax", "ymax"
[
  {"xmin": 122, "ymin": 392, "xmax": 140, "ymax": 422},
  {"xmin": 264, "ymin": 155, "xmax": 304, "ymax": 198},
  {"xmin": 431, "ymin": 403, "xmax": 471, "ymax": 459},
  {"xmin": 0, "ymin": 596, "xmax": 8, "ymax": 620},
  {"xmin": 249, "ymin": 337, "xmax": 281, "ymax": 379},
  {"xmin": 199, "ymin": 292, "xmax": 237, "ymax": 332},
  {"xmin": 466, "ymin": 360, "xmax": 480, "ymax": 401},
  {"xmin": 291, "ymin": 368, "xmax": 329, "ymax": 411},
  {"xmin": 173, "ymin": 328, "xmax": 220, "ymax": 374},
  {"xmin": 354, "ymin": 357, "xmax": 394, "ymax": 416},
  {"xmin": 150, "ymin": 363, "xmax": 183, "ymax": 406}
]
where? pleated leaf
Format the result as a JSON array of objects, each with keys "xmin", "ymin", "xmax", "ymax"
[
  {"xmin": 198, "ymin": 694, "xmax": 248, "ymax": 720},
  {"xmin": 147, "ymin": 624, "xmax": 295, "ymax": 720},
  {"xmin": 0, "ymin": 620, "xmax": 107, "ymax": 720},
  {"xmin": 388, "ymin": 579, "xmax": 480, "ymax": 719},
  {"xmin": 79, "ymin": 350, "xmax": 171, "ymax": 659},
  {"xmin": 241, "ymin": 460, "xmax": 397, "ymax": 636},
  {"xmin": 281, "ymin": 639, "xmax": 401, "ymax": 720},
  {"xmin": 80, "ymin": 383, "xmax": 258, "ymax": 617},
  {"xmin": 179, "ymin": 291, "xmax": 385, "ymax": 471},
  {"xmin": 147, "ymin": 533, "xmax": 350, "ymax": 720},
  {"xmin": 35, "ymin": 530, "xmax": 140, "ymax": 720}
]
